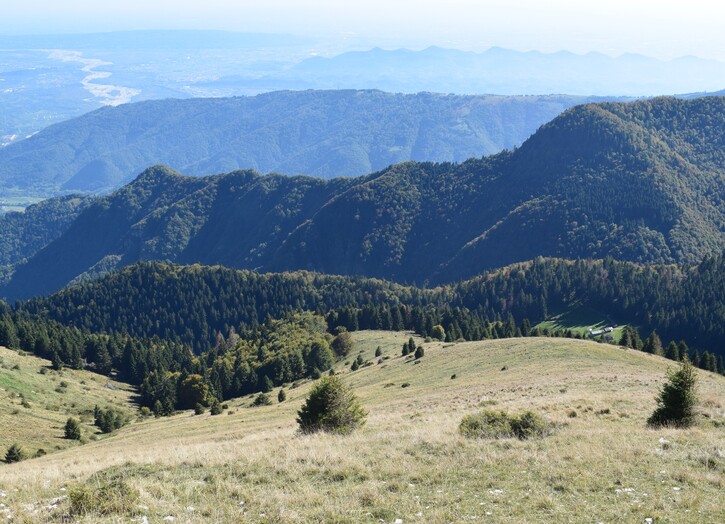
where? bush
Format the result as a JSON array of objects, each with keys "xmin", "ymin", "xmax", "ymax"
[
  {"xmin": 297, "ymin": 376, "xmax": 366, "ymax": 435},
  {"xmin": 414, "ymin": 346, "xmax": 425, "ymax": 359},
  {"xmin": 210, "ymin": 399, "xmax": 223, "ymax": 414},
  {"xmin": 194, "ymin": 403, "xmax": 206, "ymax": 415},
  {"xmin": 69, "ymin": 477, "xmax": 139, "ymax": 517},
  {"xmin": 252, "ymin": 393, "xmax": 272, "ymax": 407},
  {"xmin": 648, "ymin": 358, "xmax": 698, "ymax": 427},
  {"xmin": 278, "ymin": 389, "xmax": 287, "ymax": 403},
  {"xmin": 65, "ymin": 417, "xmax": 82, "ymax": 440},
  {"xmin": 331, "ymin": 332, "xmax": 354, "ymax": 357},
  {"xmin": 375, "ymin": 346, "xmax": 382, "ymax": 357},
  {"xmin": 5, "ymin": 443, "xmax": 25, "ymax": 463},
  {"xmin": 94, "ymin": 406, "xmax": 126, "ymax": 433},
  {"xmin": 459, "ymin": 410, "xmax": 549, "ymax": 440}
]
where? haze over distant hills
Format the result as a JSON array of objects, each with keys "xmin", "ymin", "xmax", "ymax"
[
  {"xmin": 0, "ymin": 90, "xmax": 624, "ymax": 197},
  {"xmin": 2, "ymin": 96, "xmax": 723, "ymax": 301},
  {"xmin": 1, "ymin": 30, "xmax": 723, "ymax": 145},
  {"xmin": 236, "ymin": 46, "xmax": 725, "ymax": 97}
]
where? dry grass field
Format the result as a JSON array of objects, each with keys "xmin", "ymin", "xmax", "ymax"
[{"xmin": 0, "ymin": 333, "xmax": 723, "ymax": 523}]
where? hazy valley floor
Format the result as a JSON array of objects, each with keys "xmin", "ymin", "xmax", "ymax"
[{"xmin": 1, "ymin": 333, "xmax": 724, "ymax": 523}]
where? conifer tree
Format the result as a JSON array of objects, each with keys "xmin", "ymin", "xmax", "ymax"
[
  {"xmin": 648, "ymin": 358, "xmax": 697, "ymax": 427},
  {"xmin": 64, "ymin": 418, "xmax": 82, "ymax": 440}
]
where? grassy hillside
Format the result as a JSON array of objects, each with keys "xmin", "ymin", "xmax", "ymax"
[
  {"xmin": 0, "ymin": 345, "xmax": 136, "ymax": 459},
  {"xmin": 1, "ymin": 334, "xmax": 723, "ymax": 522}
]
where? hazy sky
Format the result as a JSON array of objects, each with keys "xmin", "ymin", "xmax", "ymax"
[{"xmin": 1, "ymin": 0, "xmax": 723, "ymax": 60}]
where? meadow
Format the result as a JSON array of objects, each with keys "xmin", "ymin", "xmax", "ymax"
[{"xmin": 0, "ymin": 333, "xmax": 723, "ymax": 523}]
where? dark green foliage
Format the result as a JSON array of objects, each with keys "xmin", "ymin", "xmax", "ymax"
[
  {"xmin": 210, "ymin": 399, "xmax": 223, "ymax": 414},
  {"xmin": 194, "ymin": 403, "xmax": 206, "ymax": 415},
  {"xmin": 459, "ymin": 410, "xmax": 549, "ymax": 440},
  {"xmin": 0, "ymin": 91, "xmax": 602, "ymax": 197},
  {"xmin": 430, "ymin": 325, "xmax": 445, "ymax": 341},
  {"xmin": 64, "ymin": 418, "xmax": 82, "ymax": 440},
  {"xmin": 648, "ymin": 358, "xmax": 698, "ymax": 428},
  {"xmin": 374, "ymin": 346, "xmax": 382, "ymax": 357},
  {"xmin": 331, "ymin": 332, "xmax": 353, "ymax": 357},
  {"xmin": 350, "ymin": 360, "xmax": 359, "ymax": 372},
  {"xmin": 643, "ymin": 331, "xmax": 664, "ymax": 356},
  {"xmin": 93, "ymin": 407, "xmax": 125, "ymax": 433},
  {"xmin": 297, "ymin": 376, "xmax": 367, "ymax": 435},
  {"xmin": 414, "ymin": 346, "xmax": 425, "ymax": 359},
  {"xmin": 251, "ymin": 393, "xmax": 271, "ymax": 407},
  {"xmin": 5, "ymin": 443, "xmax": 25, "ymax": 463},
  {"xmin": 5, "ymin": 97, "xmax": 725, "ymax": 302},
  {"xmin": 278, "ymin": 389, "xmax": 286, "ymax": 403}
]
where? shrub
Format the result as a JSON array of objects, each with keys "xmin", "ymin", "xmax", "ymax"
[
  {"xmin": 210, "ymin": 399, "xmax": 224, "ymax": 414},
  {"xmin": 5, "ymin": 443, "xmax": 25, "ymax": 463},
  {"xmin": 278, "ymin": 389, "xmax": 287, "ymax": 403},
  {"xmin": 375, "ymin": 346, "xmax": 382, "ymax": 357},
  {"xmin": 297, "ymin": 376, "xmax": 366, "ymax": 435},
  {"xmin": 69, "ymin": 478, "xmax": 139, "ymax": 517},
  {"xmin": 64, "ymin": 417, "xmax": 82, "ymax": 440},
  {"xmin": 648, "ymin": 357, "xmax": 698, "ymax": 427},
  {"xmin": 350, "ymin": 360, "xmax": 359, "ymax": 371},
  {"xmin": 414, "ymin": 346, "xmax": 425, "ymax": 359},
  {"xmin": 194, "ymin": 403, "xmax": 206, "ymax": 415},
  {"xmin": 459, "ymin": 410, "xmax": 549, "ymax": 440},
  {"xmin": 331, "ymin": 332, "xmax": 354, "ymax": 357},
  {"xmin": 430, "ymin": 325, "xmax": 446, "ymax": 341},
  {"xmin": 252, "ymin": 393, "xmax": 271, "ymax": 407},
  {"xmin": 94, "ymin": 407, "xmax": 126, "ymax": 433}
]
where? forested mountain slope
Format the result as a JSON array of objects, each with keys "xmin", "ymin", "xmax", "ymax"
[
  {"xmin": 18, "ymin": 255, "xmax": 725, "ymax": 358},
  {"xmin": 0, "ymin": 90, "xmax": 613, "ymax": 197},
  {"xmin": 2, "ymin": 97, "xmax": 723, "ymax": 300},
  {"xmin": 0, "ymin": 195, "xmax": 92, "ymax": 266}
]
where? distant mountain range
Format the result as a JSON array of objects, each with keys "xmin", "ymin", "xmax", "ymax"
[
  {"xmin": 1, "ymin": 30, "xmax": 723, "ymax": 146},
  {"xmin": 0, "ymin": 90, "xmax": 623, "ymax": 196},
  {"xmin": 219, "ymin": 46, "xmax": 725, "ymax": 97},
  {"xmin": 2, "ymin": 96, "xmax": 723, "ymax": 301}
]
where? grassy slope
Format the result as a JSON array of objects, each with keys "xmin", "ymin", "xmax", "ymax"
[
  {"xmin": 0, "ymin": 346, "xmax": 136, "ymax": 459},
  {"xmin": 535, "ymin": 304, "xmax": 628, "ymax": 342},
  {"xmin": 1, "ymin": 334, "xmax": 724, "ymax": 523}
]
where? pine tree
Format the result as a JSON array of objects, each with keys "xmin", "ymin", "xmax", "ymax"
[
  {"xmin": 64, "ymin": 418, "xmax": 82, "ymax": 440},
  {"xmin": 648, "ymin": 358, "xmax": 697, "ymax": 428},
  {"xmin": 5, "ymin": 443, "xmax": 24, "ymax": 463},
  {"xmin": 278, "ymin": 389, "xmax": 286, "ymax": 403},
  {"xmin": 414, "ymin": 346, "xmax": 425, "ymax": 359},
  {"xmin": 297, "ymin": 376, "xmax": 366, "ymax": 435},
  {"xmin": 665, "ymin": 341, "xmax": 680, "ymax": 361},
  {"xmin": 643, "ymin": 331, "xmax": 663, "ymax": 356}
]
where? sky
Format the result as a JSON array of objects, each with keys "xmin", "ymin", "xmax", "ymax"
[{"xmin": 1, "ymin": 0, "xmax": 724, "ymax": 61}]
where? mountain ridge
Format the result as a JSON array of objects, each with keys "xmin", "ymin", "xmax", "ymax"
[
  {"xmin": 0, "ymin": 90, "xmax": 627, "ymax": 197},
  {"xmin": 1, "ymin": 96, "xmax": 723, "ymax": 300}
]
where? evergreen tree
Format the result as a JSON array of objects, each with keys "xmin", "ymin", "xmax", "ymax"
[
  {"xmin": 643, "ymin": 331, "xmax": 663, "ymax": 356},
  {"xmin": 278, "ymin": 389, "xmax": 286, "ymax": 403},
  {"xmin": 666, "ymin": 341, "xmax": 680, "ymax": 361},
  {"xmin": 414, "ymin": 346, "xmax": 425, "ymax": 359},
  {"xmin": 297, "ymin": 376, "xmax": 366, "ymax": 435},
  {"xmin": 5, "ymin": 443, "xmax": 25, "ymax": 463},
  {"xmin": 64, "ymin": 418, "xmax": 82, "ymax": 440},
  {"xmin": 648, "ymin": 358, "xmax": 697, "ymax": 427}
]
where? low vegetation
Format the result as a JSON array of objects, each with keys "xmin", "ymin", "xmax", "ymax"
[
  {"xmin": 459, "ymin": 409, "xmax": 550, "ymax": 440},
  {"xmin": 0, "ymin": 333, "xmax": 723, "ymax": 522}
]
